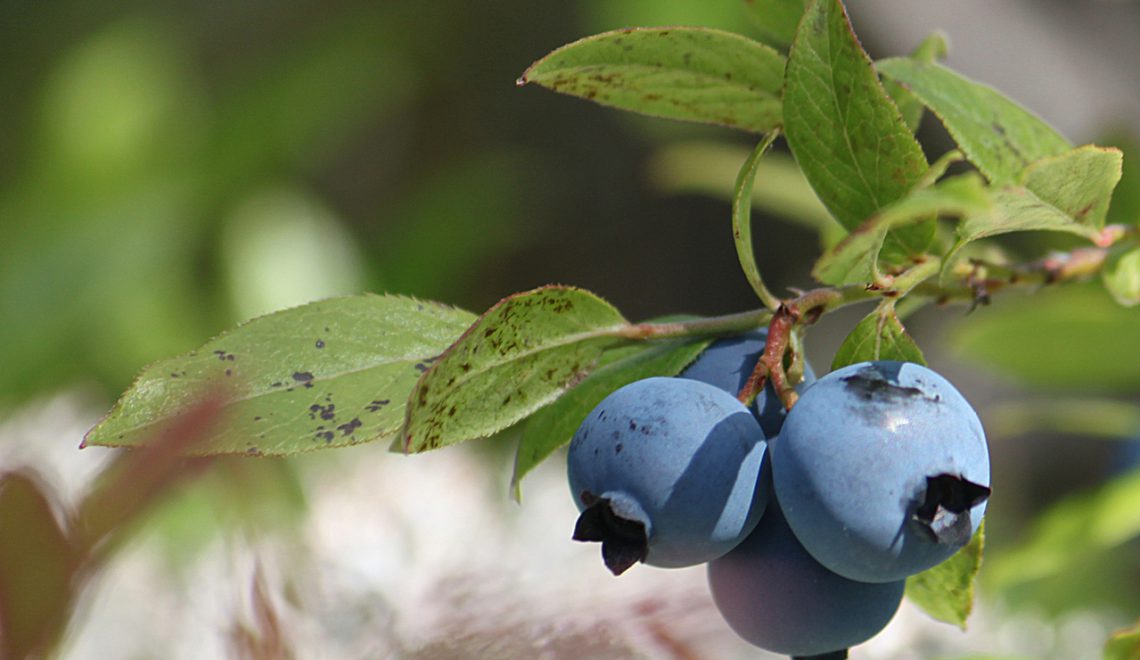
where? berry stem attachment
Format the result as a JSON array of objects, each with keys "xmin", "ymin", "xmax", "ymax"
[{"xmin": 732, "ymin": 131, "xmax": 784, "ymax": 312}]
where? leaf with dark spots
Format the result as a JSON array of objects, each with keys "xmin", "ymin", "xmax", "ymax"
[
  {"xmin": 400, "ymin": 286, "xmax": 630, "ymax": 454},
  {"xmin": 520, "ymin": 27, "xmax": 784, "ymax": 133},
  {"xmin": 85, "ymin": 295, "xmax": 475, "ymax": 456}
]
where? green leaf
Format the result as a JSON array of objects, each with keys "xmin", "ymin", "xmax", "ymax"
[
  {"xmin": 906, "ymin": 520, "xmax": 985, "ymax": 629},
  {"xmin": 783, "ymin": 0, "xmax": 930, "ymax": 261},
  {"xmin": 987, "ymin": 470, "xmax": 1140, "ymax": 590},
  {"xmin": 813, "ymin": 173, "xmax": 989, "ymax": 285},
  {"xmin": 1021, "ymin": 145, "xmax": 1123, "ymax": 231},
  {"xmin": 876, "ymin": 58, "xmax": 1071, "ymax": 183},
  {"xmin": 742, "ymin": 0, "xmax": 806, "ymax": 48},
  {"xmin": 940, "ymin": 186, "xmax": 1104, "ymax": 282},
  {"xmin": 519, "ymin": 27, "xmax": 785, "ymax": 133},
  {"xmin": 1104, "ymin": 246, "xmax": 1140, "ymax": 307},
  {"xmin": 830, "ymin": 302, "xmax": 927, "ymax": 371},
  {"xmin": 950, "ymin": 283, "xmax": 1140, "ymax": 391},
  {"xmin": 882, "ymin": 31, "xmax": 950, "ymax": 133},
  {"xmin": 399, "ymin": 286, "xmax": 630, "ymax": 453},
  {"xmin": 1105, "ymin": 620, "xmax": 1140, "ymax": 660},
  {"xmin": 84, "ymin": 295, "xmax": 475, "ymax": 455},
  {"xmin": 511, "ymin": 337, "xmax": 713, "ymax": 499}
]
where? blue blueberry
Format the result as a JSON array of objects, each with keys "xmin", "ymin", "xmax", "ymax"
[
  {"xmin": 708, "ymin": 499, "xmax": 904, "ymax": 656},
  {"xmin": 568, "ymin": 377, "xmax": 770, "ymax": 574},
  {"xmin": 770, "ymin": 361, "xmax": 991, "ymax": 583},
  {"xmin": 679, "ymin": 329, "xmax": 815, "ymax": 437}
]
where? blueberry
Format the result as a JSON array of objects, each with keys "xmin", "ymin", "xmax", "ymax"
[
  {"xmin": 708, "ymin": 500, "xmax": 904, "ymax": 656},
  {"xmin": 679, "ymin": 329, "xmax": 816, "ymax": 437},
  {"xmin": 770, "ymin": 360, "xmax": 991, "ymax": 582},
  {"xmin": 567, "ymin": 377, "xmax": 770, "ymax": 574}
]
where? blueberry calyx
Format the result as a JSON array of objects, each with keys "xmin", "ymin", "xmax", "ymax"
[
  {"xmin": 911, "ymin": 474, "xmax": 991, "ymax": 545},
  {"xmin": 572, "ymin": 491, "xmax": 649, "ymax": 575}
]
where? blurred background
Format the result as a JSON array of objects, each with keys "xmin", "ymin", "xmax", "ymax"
[{"xmin": 2, "ymin": 1, "xmax": 1139, "ymax": 658}]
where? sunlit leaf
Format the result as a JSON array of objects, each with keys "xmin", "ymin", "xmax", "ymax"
[
  {"xmin": 400, "ymin": 286, "xmax": 630, "ymax": 453},
  {"xmin": 812, "ymin": 174, "xmax": 989, "ymax": 285},
  {"xmin": 906, "ymin": 521, "xmax": 985, "ymax": 629},
  {"xmin": 85, "ymin": 295, "xmax": 475, "ymax": 455},
  {"xmin": 941, "ymin": 186, "xmax": 1103, "ymax": 282},
  {"xmin": 783, "ymin": 0, "xmax": 930, "ymax": 261},
  {"xmin": 511, "ymin": 338, "xmax": 712, "ymax": 499},
  {"xmin": 520, "ymin": 27, "xmax": 785, "ymax": 133},
  {"xmin": 1020, "ymin": 145, "xmax": 1123, "ymax": 231},
  {"xmin": 877, "ymin": 58, "xmax": 1070, "ymax": 183}
]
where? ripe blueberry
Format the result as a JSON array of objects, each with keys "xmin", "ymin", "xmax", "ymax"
[
  {"xmin": 679, "ymin": 329, "xmax": 815, "ymax": 437},
  {"xmin": 708, "ymin": 500, "xmax": 904, "ymax": 656},
  {"xmin": 770, "ymin": 361, "xmax": 991, "ymax": 583},
  {"xmin": 567, "ymin": 377, "xmax": 769, "ymax": 575}
]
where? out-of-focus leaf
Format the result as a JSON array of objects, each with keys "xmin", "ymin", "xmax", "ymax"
[
  {"xmin": 950, "ymin": 283, "xmax": 1140, "ymax": 391},
  {"xmin": 222, "ymin": 187, "xmax": 366, "ymax": 320},
  {"xmin": 1021, "ymin": 145, "xmax": 1123, "ymax": 231},
  {"xmin": 0, "ymin": 472, "xmax": 79, "ymax": 660},
  {"xmin": 742, "ymin": 0, "xmax": 806, "ymax": 48},
  {"xmin": 1101, "ymin": 129, "xmax": 1140, "ymax": 227},
  {"xmin": 906, "ymin": 520, "xmax": 985, "ymax": 629},
  {"xmin": 1105, "ymin": 620, "xmax": 1140, "ymax": 660},
  {"xmin": 812, "ymin": 174, "xmax": 989, "ymax": 285},
  {"xmin": 877, "ymin": 58, "xmax": 1070, "ymax": 183},
  {"xmin": 830, "ymin": 303, "xmax": 926, "ymax": 371},
  {"xmin": 882, "ymin": 31, "xmax": 950, "ymax": 133},
  {"xmin": 986, "ymin": 470, "xmax": 1140, "ymax": 590},
  {"xmin": 512, "ymin": 338, "xmax": 712, "ymax": 499},
  {"xmin": 520, "ymin": 27, "xmax": 785, "ymax": 133},
  {"xmin": 400, "ymin": 286, "xmax": 629, "ymax": 453},
  {"xmin": 85, "ymin": 295, "xmax": 475, "ymax": 455},
  {"xmin": 378, "ymin": 152, "xmax": 534, "ymax": 300},
  {"xmin": 1103, "ymin": 246, "xmax": 1140, "ymax": 307},
  {"xmin": 783, "ymin": 0, "xmax": 930, "ymax": 261},
  {"xmin": 646, "ymin": 141, "xmax": 842, "ymax": 246}
]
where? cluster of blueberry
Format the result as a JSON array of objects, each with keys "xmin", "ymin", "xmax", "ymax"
[{"xmin": 567, "ymin": 331, "xmax": 992, "ymax": 658}]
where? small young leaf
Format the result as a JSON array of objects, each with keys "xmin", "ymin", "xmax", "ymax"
[
  {"xmin": 783, "ymin": 0, "xmax": 930, "ymax": 260},
  {"xmin": 400, "ymin": 286, "xmax": 629, "ymax": 453},
  {"xmin": 511, "ymin": 338, "xmax": 712, "ymax": 499},
  {"xmin": 830, "ymin": 303, "xmax": 926, "ymax": 371},
  {"xmin": 905, "ymin": 520, "xmax": 985, "ymax": 629},
  {"xmin": 1103, "ymin": 246, "xmax": 1140, "ymax": 307},
  {"xmin": 813, "ymin": 174, "xmax": 989, "ymax": 285},
  {"xmin": 876, "ymin": 58, "xmax": 1071, "ymax": 183},
  {"xmin": 519, "ymin": 27, "xmax": 785, "ymax": 133},
  {"xmin": 742, "ymin": 0, "xmax": 807, "ymax": 48},
  {"xmin": 950, "ymin": 283, "xmax": 1140, "ymax": 391},
  {"xmin": 1020, "ymin": 145, "xmax": 1123, "ymax": 231},
  {"xmin": 882, "ymin": 31, "xmax": 950, "ymax": 133},
  {"xmin": 84, "ymin": 295, "xmax": 475, "ymax": 455},
  {"xmin": 1105, "ymin": 620, "xmax": 1140, "ymax": 660}
]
